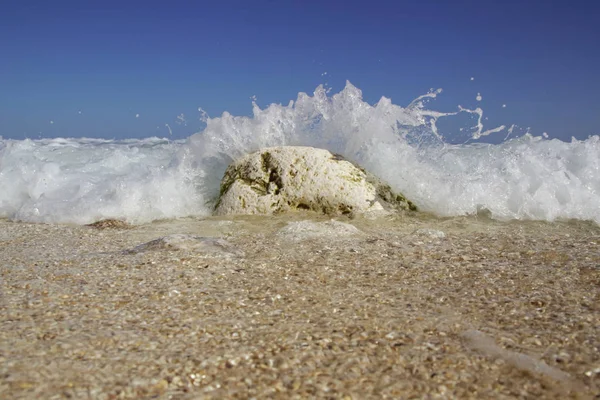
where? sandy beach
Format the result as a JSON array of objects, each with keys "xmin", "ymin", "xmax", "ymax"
[{"xmin": 1, "ymin": 213, "xmax": 599, "ymax": 399}]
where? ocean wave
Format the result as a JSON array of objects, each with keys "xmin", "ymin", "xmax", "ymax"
[{"xmin": 1, "ymin": 83, "xmax": 598, "ymax": 224}]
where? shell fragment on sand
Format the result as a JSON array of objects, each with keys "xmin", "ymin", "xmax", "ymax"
[
  {"xmin": 461, "ymin": 329, "xmax": 579, "ymax": 389},
  {"xmin": 214, "ymin": 146, "xmax": 416, "ymax": 216}
]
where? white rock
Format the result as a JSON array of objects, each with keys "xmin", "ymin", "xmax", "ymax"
[
  {"xmin": 125, "ymin": 234, "xmax": 243, "ymax": 257},
  {"xmin": 214, "ymin": 146, "xmax": 416, "ymax": 216},
  {"xmin": 414, "ymin": 228, "xmax": 446, "ymax": 239},
  {"xmin": 277, "ymin": 220, "xmax": 362, "ymax": 241}
]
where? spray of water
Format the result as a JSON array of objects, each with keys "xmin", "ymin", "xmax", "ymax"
[
  {"xmin": 180, "ymin": 81, "xmax": 600, "ymax": 223},
  {"xmin": 1, "ymin": 82, "xmax": 599, "ymax": 224}
]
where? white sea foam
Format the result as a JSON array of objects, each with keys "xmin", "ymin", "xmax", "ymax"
[
  {"xmin": 1, "ymin": 82, "xmax": 599, "ymax": 224},
  {"xmin": 0, "ymin": 137, "xmax": 206, "ymax": 224}
]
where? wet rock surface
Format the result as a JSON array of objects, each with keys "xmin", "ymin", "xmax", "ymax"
[{"xmin": 214, "ymin": 146, "xmax": 416, "ymax": 216}]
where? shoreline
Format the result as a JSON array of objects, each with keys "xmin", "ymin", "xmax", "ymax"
[{"xmin": 1, "ymin": 214, "xmax": 599, "ymax": 398}]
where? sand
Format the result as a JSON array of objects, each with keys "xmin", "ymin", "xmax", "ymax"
[{"xmin": 0, "ymin": 213, "xmax": 599, "ymax": 399}]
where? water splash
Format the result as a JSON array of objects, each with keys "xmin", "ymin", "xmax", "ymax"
[
  {"xmin": 180, "ymin": 81, "xmax": 600, "ymax": 223},
  {"xmin": 1, "ymin": 82, "xmax": 599, "ymax": 224},
  {"xmin": 0, "ymin": 138, "xmax": 205, "ymax": 224}
]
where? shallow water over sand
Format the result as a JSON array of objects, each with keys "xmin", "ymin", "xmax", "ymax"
[{"xmin": 1, "ymin": 213, "xmax": 599, "ymax": 398}]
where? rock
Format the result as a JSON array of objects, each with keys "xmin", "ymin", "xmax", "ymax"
[
  {"xmin": 125, "ymin": 234, "xmax": 244, "ymax": 257},
  {"xmin": 414, "ymin": 228, "xmax": 446, "ymax": 239},
  {"xmin": 277, "ymin": 220, "xmax": 363, "ymax": 241},
  {"xmin": 214, "ymin": 146, "xmax": 416, "ymax": 216}
]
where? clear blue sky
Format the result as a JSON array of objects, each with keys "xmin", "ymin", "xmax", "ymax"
[{"xmin": 1, "ymin": 0, "xmax": 598, "ymax": 141}]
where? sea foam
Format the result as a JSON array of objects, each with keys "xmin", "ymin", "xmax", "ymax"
[
  {"xmin": 1, "ymin": 82, "xmax": 599, "ymax": 224},
  {"xmin": 0, "ymin": 138, "xmax": 204, "ymax": 224}
]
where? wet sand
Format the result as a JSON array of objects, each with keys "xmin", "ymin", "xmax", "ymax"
[{"xmin": 1, "ymin": 213, "xmax": 599, "ymax": 399}]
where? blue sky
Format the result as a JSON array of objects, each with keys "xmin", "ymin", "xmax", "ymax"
[{"xmin": 1, "ymin": 0, "xmax": 598, "ymax": 141}]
